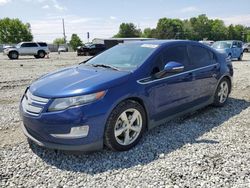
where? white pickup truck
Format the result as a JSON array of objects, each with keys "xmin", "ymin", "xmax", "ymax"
[{"xmin": 3, "ymin": 42, "xmax": 50, "ymax": 59}]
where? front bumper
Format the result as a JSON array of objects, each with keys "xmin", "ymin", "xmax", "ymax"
[
  {"xmin": 21, "ymin": 123, "xmax": 103, "ymax": 152},
  {"xmin": 19, "ymin": 91, "xmax": 111, "ymax": 152}
]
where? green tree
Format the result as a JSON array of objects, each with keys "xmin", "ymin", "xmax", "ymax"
[
  {"xmin": 69, "ymin": 34, "xmax": 82, "ymax": 51},
  {"xmin": 0, "ymin": 18, "xmax": 33, "ymax": 43},
  {"xmin": 114, "ymin": 23, "xmax": 141, "ymax": 38},
  {"xmin": 141, "ymin": 28, "xmax": 157, "ymax": 38},
  {"xmin": 53, "ymin": 38, "xmax": 65, "ymax": 45},
  {"xmin": 210, "ymin": 19, "xmax": 228, "ymax": 41},
  {"xmin": 189, "ymin": 14, "xmax": 212, "ymax": 40},
  {"xmin": 156, "ymin": 18, "xmax": 184, "ymax": 39}
]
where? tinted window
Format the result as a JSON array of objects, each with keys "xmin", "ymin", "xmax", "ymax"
[
  {"xmin": 154, "ymin": 45, "xmax": 190, "ymax": 72},
  {"xmin": 38, "ymin": 42, "xmax": 47, "ymax": 47},
  {"xmin": 188, "ymin": 45, "xmax": 214, "ymax": 68},
  {"xmin": 21, "ymin": 43, "xmax": 38, "ymax": 47}
]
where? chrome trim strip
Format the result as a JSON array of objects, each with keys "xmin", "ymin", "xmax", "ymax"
[
  {"xmin": 27, "ymin": 90, "xmax": 49, "ymax": 104},
  {"xmin": 21, "ymin": 90, "xmax": 49, "ymax": 116},
  {"xmin": 137, "ymin": 63, "xmax": 219, "ymax": 85}
]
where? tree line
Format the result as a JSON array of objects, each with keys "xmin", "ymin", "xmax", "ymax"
[
  {"xmin": 114, "ymin": 14, "xmax": 250, "ymax": 42},
  {"xmin": 1, "ymin": 15, "xmax": 250, "ymax": 50}
]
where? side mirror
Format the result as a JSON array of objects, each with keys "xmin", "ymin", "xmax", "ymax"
[{"xmin": 164, "ymin": 61, "xmax": 184, "ymax": 73}]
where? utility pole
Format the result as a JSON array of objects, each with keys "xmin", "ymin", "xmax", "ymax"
[
  {"xmin": 62, "ymin": 19, "xmax": 66, "ymax": 44},
  {"xmin": 87, "ymin": 32, "xmax": 89, "ymax": 43}
]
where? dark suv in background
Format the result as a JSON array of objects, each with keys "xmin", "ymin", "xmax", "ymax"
[{"xmin": 77, "ymin": 43, "xmax": 106, "ymax": 56}]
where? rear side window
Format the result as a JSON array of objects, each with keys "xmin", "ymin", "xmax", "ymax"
[
  {"xmin": 38, "ymin": 42, "xmax": 47, "ymax": 47},
  {"xmin": 188, "ymin": 45, "xmax": 215, "ymax": 68}
]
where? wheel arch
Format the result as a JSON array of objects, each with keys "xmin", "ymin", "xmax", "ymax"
[
  {"xmin": 8, "ymin": 50, "xmax": 19, "ymax": 55},
  {"xmin": 37, "ymin": 49, "xmax": 46, "ymax": 54},
  {"xmin": 222, "ymin": 75, "xmax": 232, "ymax": 93},
  {"xmin": 215, "ymin": 75, "xmax": 232, "ymax": 95},
  {"xmin": 109, "ymin": 96, "xmax": 150, "ymax": 131}
]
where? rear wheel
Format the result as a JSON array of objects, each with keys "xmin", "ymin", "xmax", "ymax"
[
  {"xmin": 38, "ymin": 50, "xmax": 45, "ymax": 58},
  {"xmin": 104, "ymin": 100, "xmax": 146, "ymax": 151},
  {"xmin": 8, "ymin": 51, "xmax": 19, "ymax": 59},
  {"xmin": 243, "ymin": 49, "xmax": 248, "ymax": 53},
  {"xmin": 213, "ymin": 78, "xmax": 230, "ymax": 107}
]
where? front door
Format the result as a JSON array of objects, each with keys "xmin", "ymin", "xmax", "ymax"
[{"xmin": 145, "ymin": 45, "xmax": 195, "ymax": 122}]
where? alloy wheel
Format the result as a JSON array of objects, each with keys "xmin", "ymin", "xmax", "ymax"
[
  {"xmin": 218, "ymin": 81, "xmax": 229, "ymax": 103},
  {"xmin": 114, "ymin": 108, "xmax": 142, "ymax": 146}
]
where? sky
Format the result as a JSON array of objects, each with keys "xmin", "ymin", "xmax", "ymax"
[{"xmin": 0, "ymin": 0, "xmax": 250, "ymax": 43}]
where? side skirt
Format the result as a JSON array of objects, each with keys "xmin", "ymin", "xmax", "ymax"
[{"xmin": 148, "ymin": 97, "xmax": 213, "ymax": 130}]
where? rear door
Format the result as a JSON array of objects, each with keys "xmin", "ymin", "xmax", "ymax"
[
  {"xmin": 187, "ymin": 45, "xmax": 218, "ymax": 104},
  {"xmin": 29, "ymin": 43, "xmax": 39, "ymax": 54}
]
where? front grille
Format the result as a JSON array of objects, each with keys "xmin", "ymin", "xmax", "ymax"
[{"xmin": 21, "ymin": 90, "xmax": 49, "ymax": 116}]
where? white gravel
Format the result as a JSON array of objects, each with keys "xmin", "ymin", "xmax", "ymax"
[{"xmin": 0, "ymin": 52, "xmax": 250, "ymax": 187}]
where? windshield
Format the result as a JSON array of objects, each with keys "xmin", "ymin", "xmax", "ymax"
[
  {"xmin": 212, "ymin": 41, "xmax": 232, "ymax": 49},
  {"xmin": 84, "ymin": 43, "xmax": 158, "ymax": 71}
]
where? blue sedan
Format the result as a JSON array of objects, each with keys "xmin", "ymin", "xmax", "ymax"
[{"xmin": 20, "ymin": 40, "xmax": 233, "ymax": 152}]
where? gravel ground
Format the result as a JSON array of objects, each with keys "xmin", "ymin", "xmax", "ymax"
[{"xmin": 0, "ymin": 52, "xmax": 250, "ymax": 187}]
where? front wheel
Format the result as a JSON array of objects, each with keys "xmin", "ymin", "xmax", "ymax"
[
  {"xmin": 213, "ymin": 78, "xmax": 230, "ymax": 107},
  {"xmin": 8, "ymin": 51, "xmax": 19, "ymax": 59},
  {"xmin": 104, "ymin": 100, "xmax": 146, "ymax": 151}
]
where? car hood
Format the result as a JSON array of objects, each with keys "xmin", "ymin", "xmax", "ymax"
[
  {"xmin": 29, "ymin": 65, "xmax": 131, "ymax": 98},
  {"xmin": 214, "ymin": 48, "xmax": 229, "ymax": 51},
  {"xmin": 5, "ymin": 47, "xmax": 17, "ymax": 51}
]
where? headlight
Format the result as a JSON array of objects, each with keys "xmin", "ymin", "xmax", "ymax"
[{"xmin": 48, "ymin": 91, "xmax": 106, "ymax": 112}]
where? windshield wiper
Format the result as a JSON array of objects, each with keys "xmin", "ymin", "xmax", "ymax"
[{"xmin": 91, "ymin": 64, "xmax": 120, "ymax": 71}]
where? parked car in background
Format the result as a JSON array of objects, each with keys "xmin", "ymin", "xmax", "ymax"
[
  {"xmin": 3, "ymin": 42, "xmax": 49, "ymax": 60},
  {"xmin": 77, "ymin": 43, "xmax": 106, "ymax": 56},
  {"xmin": 212, "ymin": 40, "xmax": 243, "ymax": 60},
  {"xmin": 199, "ymin": 40, "xmax": 214, "ymax": 46},
  {"xmin": 20, "ymin": 40, "xmax": 233, "ymax": 152},
  {"xmin": 243, "ymin": 43, "xmax": 250, "ymax": 52},
  {"xmin": 58, "ymin": 46, "xmax": 68, "ymax": 53}
]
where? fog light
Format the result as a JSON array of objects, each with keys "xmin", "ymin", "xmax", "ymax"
[{"xmin": 51, "ymin": 125, "xmax": 89, "ymax": 139}]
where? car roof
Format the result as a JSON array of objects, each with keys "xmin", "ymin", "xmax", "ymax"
[
  {"xmin": 215, "ymin": 40, "xmax": 242, "ymax": 42},
  {"xmin": 125, "ymin": 39, "xmax": 210, "ymax": 47}
]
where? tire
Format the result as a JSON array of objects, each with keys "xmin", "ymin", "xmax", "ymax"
[
  {"xmin": 104, "ymin": 100, "xmax": 146, "ymax": 151},
  {"xmin": 37, "ymin": 50, "xmax": 45, "ymax": 58},
  {"xmin": 238, "ymin": 53, "xmax": 243, "ymax": 61},
  {"xmin": 213, "ymin": 78, "xmax": 231, "ymax": 107},
  {"xmin": 8, "ymin": 51, "xmax": 19, "ymax": 60},
  {"xmin": 243, "ymin": 49, "xmax": 248, "ymax": 53}
]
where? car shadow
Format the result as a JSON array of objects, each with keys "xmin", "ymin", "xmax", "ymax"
[{"xmin": 30, "ymin": 97, "xmax": 250, "ymax": 174}]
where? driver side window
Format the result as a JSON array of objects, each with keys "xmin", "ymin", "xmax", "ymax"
[{"xmin": 151, "ymin": 45, "xmax": 190, "ymax": 76}]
